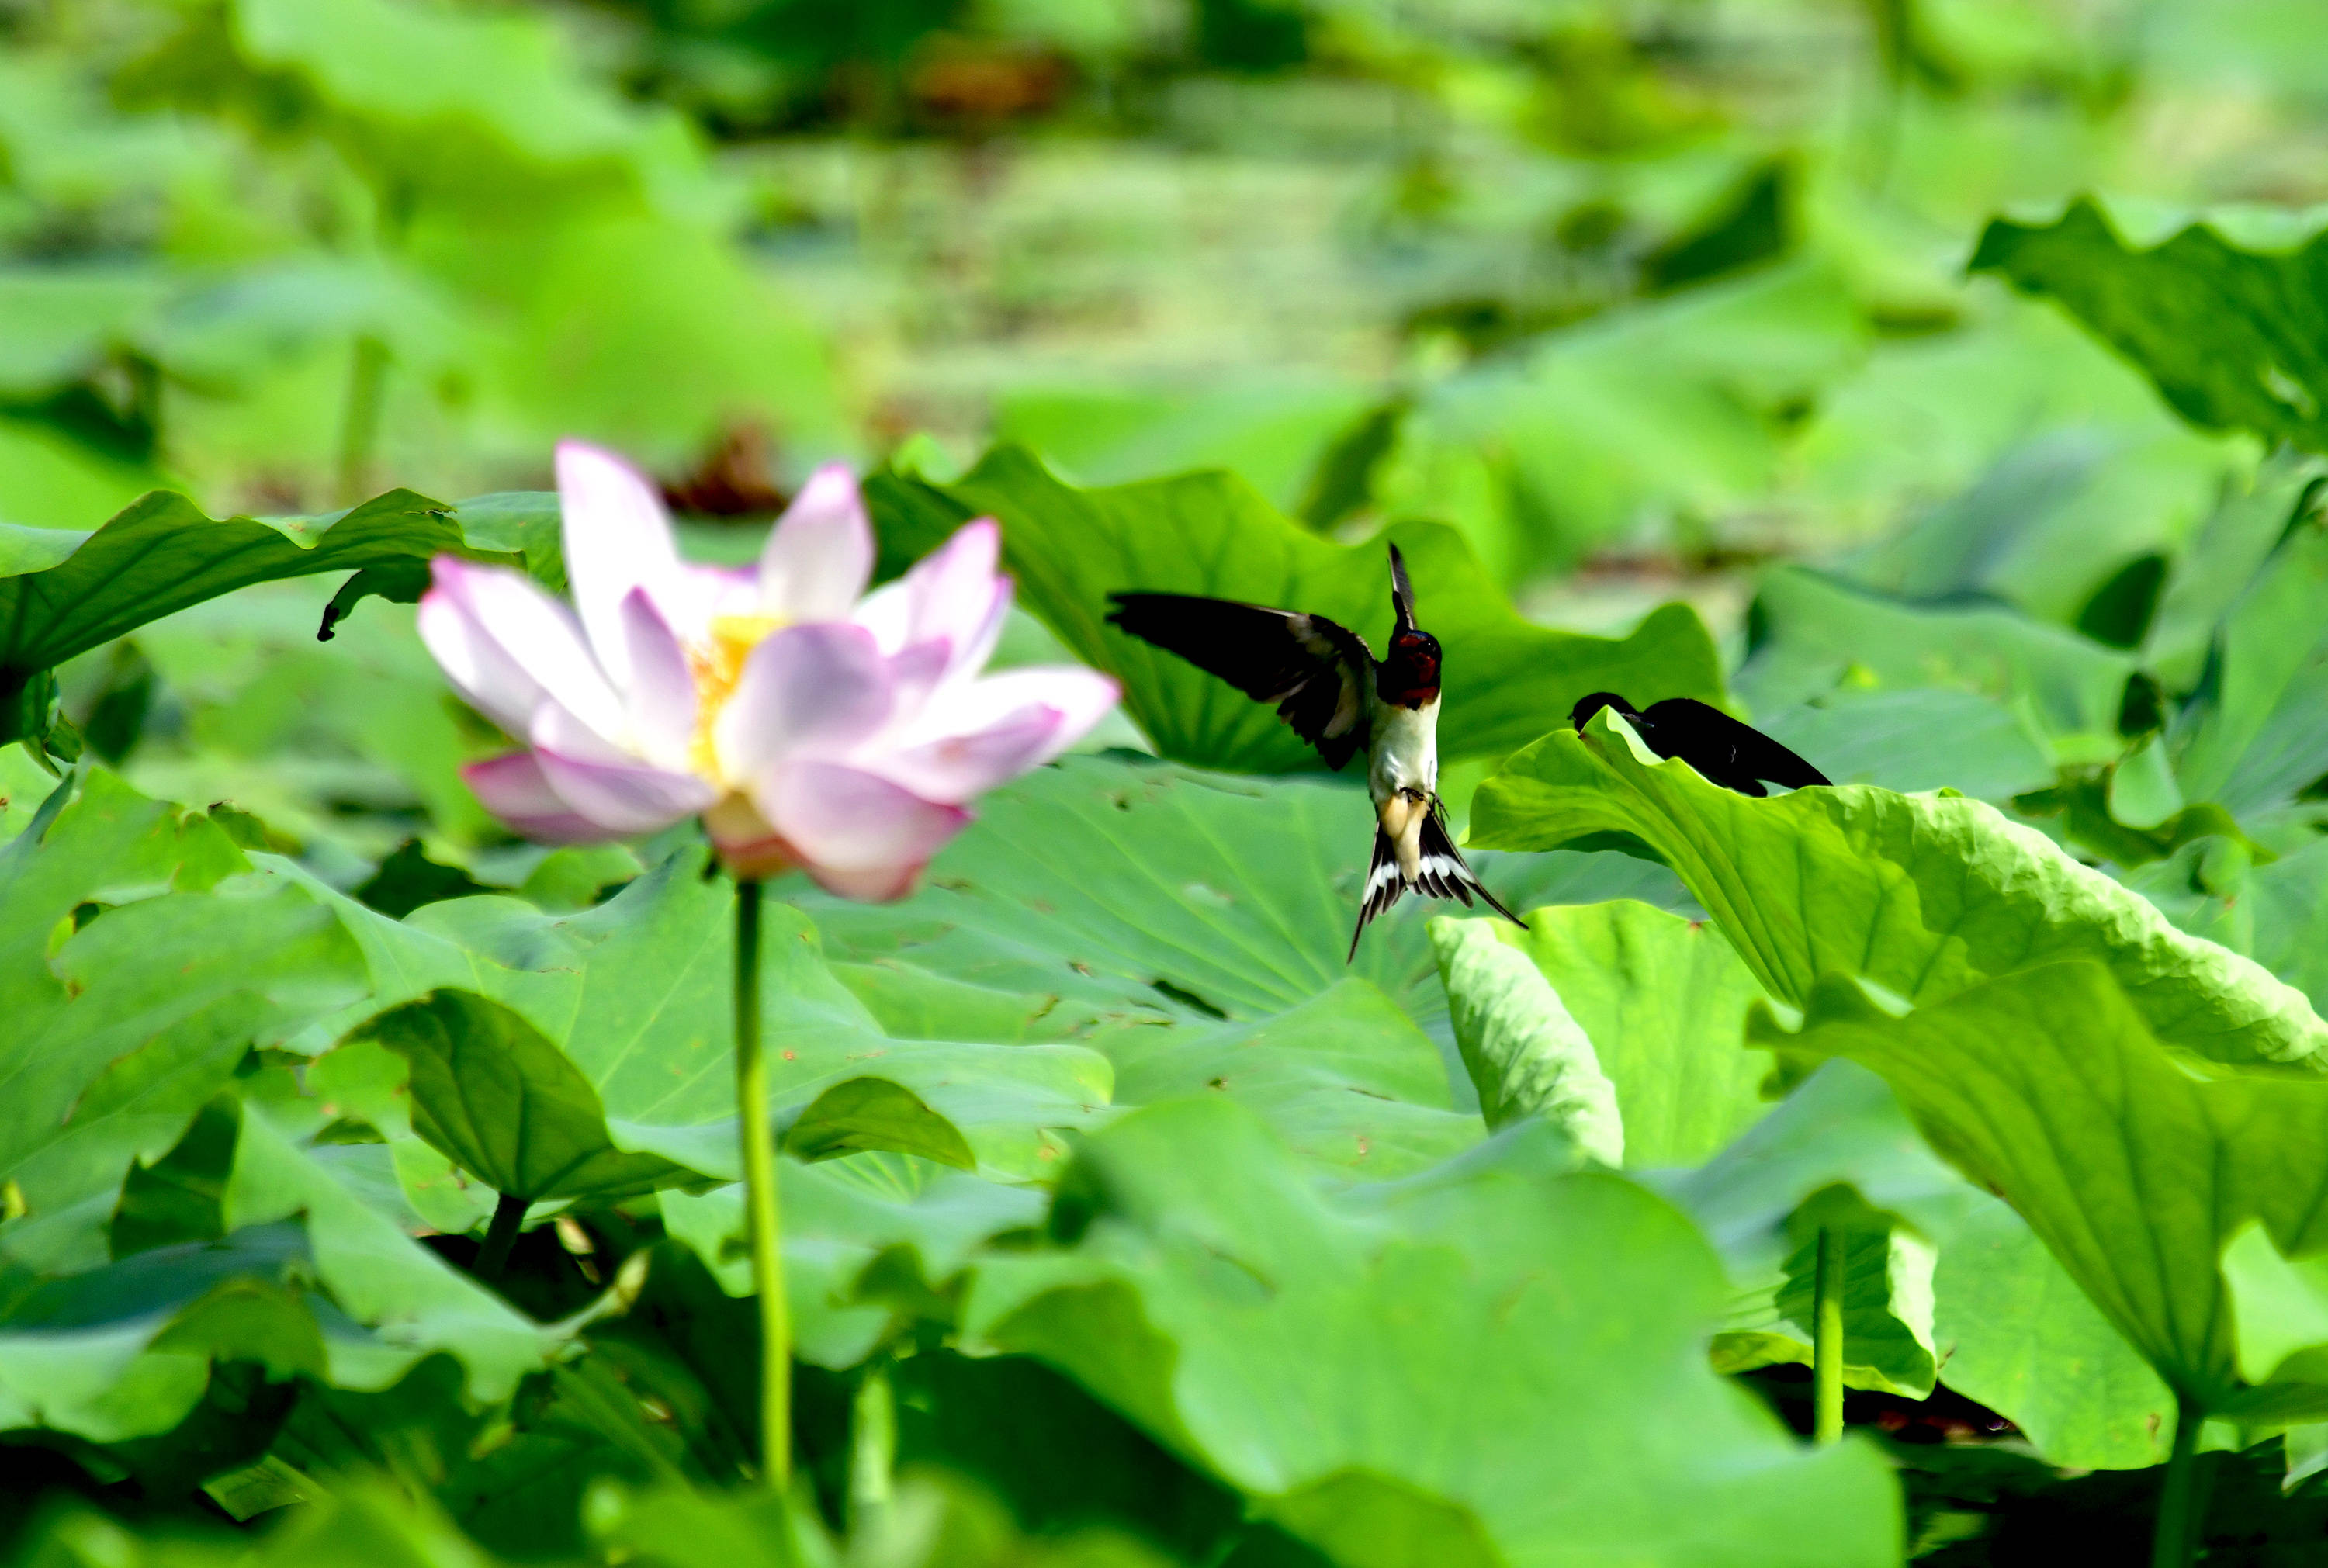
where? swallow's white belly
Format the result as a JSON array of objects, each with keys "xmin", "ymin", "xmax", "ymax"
[{"xmin": 1368, "ymin": 697, "xmax": 1439, "ymax": 805}]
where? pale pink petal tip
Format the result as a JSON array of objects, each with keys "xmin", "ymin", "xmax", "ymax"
[
  {"xmin": 556, "ymin": 438, "xmax": 685, "ymax": 684},
  {"xmin": 760, "ymin": 462, "xmax": 874, "ymax": 622},
  {"xmin": 883, "ymin": 666, "xmax": 1121, "ymax": 800},
  {"xmin": 534, "ymin": 747, "xmax": 718, "ymax": 837},
  {"xmin": 461, "ymin": 753, "xmax": 621, "ymax": 845},
  {"xmin": 756, "ymin": 760, "xmax": 970, "ymax": 904},
  {"xmin": 419, "ymin": 557, "xmax": 629, "ymax": 745}
]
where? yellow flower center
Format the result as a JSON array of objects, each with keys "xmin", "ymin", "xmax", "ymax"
[{"xmin": 688, "ymin": 612, "xmax": 785, "ymax": 781}]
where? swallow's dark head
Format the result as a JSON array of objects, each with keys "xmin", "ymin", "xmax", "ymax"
[
  {"xmin": 1378, "ymin": 627, "xmax": 1442, "ymax": 708},
  {"xmin": 1570, "ymin": 691, "xmax": 1640, "ymax": 732}
]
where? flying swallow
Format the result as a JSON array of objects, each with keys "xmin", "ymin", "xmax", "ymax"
[
  {"xmin": 1107, "ymin": 545, "xmax": 1526, "ymax": 960},
  {"xmin": 1570, "ymin": 693, "xmax": 1831, "ymax": 795}
]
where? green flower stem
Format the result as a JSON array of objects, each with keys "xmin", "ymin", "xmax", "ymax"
[
  {"xmin": 1812, "ymin": 1224, "xmax": 1843, "ymax": 1445},
  {"xmin": 335, "ymin": 334, "xmax": 390, "ymax": 505},
  {"xmin": 2151, "ymin": 1393, "xmax": 2205, "ymax": 1568},
  {"xmin": 475, "ymin": 1191, "xmax": 528, "ymax": 1282},
  {"xmin": 733, "ymin": 877, "xmax": 792, "ymax": 1488},
  {"xmin": 849, "ymin": 1362, "xmax": 896, "ymax": 1530}
]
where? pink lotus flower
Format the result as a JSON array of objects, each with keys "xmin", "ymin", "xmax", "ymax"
[{"xmin": 418, "ymin": 441, "xmax": 1118, "ymax": 899}]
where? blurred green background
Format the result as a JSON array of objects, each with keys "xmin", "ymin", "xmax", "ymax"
[
  {"xmin": 9, "ymin": 0, "xmax": 2312, "ymax": 559},
  {"xmin": 3, "ymin": 0, "xmax": 2321, "ymax": 879},
  {"xmin": 14, "ymin": 8, "xmax": 2328, "ymax": 1556}
]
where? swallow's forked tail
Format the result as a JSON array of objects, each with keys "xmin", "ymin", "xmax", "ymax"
[{"xmin": 1346, "ymin": 805, "xmax": 1528, "ymax": 962}]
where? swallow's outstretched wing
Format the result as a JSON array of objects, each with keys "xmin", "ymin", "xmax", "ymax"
[
  {"xmin": 1572, "ymin": 692, "xmax": 1830, "ymax": 798},
  {"xmin": 1106, "ymin": 593, "xmax": 1376, "ymax": 770}
]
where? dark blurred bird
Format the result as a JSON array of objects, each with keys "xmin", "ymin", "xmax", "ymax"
[
  {"xmin": 1569, "ymin": 693, "xmax": 1831, "ymax": 797},
  {"xmin": 1107, "ymin": 545, "xmax": 1526, "ymax": 960}
]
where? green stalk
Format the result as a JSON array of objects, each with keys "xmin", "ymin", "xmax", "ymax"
[
  {"xmin": 335, "ymin": 333, "xmax": 390, "ymax": 505},
  {"xmin": 849, "ymin": 1362, "xmax": 896, "ymax": 1530},
  {"xmin": 2150, "ymin": 1393, "xmax": 2205, "ymax": 1568},
  {"xmin": 733, "ymin": 878, "xmax": 792, "ymax": 1487},
  {"xmin": 1811, "ymin": 1224, "xmax": 1844, "ymax": 1445},
  {"xmin": 475, "ymin": 1191, "xmax": 528, "ymax": 1282}
]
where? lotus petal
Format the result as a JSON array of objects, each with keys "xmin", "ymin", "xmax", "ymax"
[
  {"xmin": 715, "ymin": 621, "xmax": 894, "ymax": 780},
  {"xmin": 755, "ymin": 759, "xmax": 968, "ymax": 902},
  {"xmin": 760, "ymin": 463, "xmax": 874, "ymax": 623},
  {"xmin": 879, "ymin": 666, "xmax": 1121, "ymax": 801},
  {"xmin": 460, "ymin": 753, "xmax": 615, "ymax": 844},
  {"xmin": 557, "ymin": 440, "xmax": 690, "ymax": 680},
  {"xmin": 419, "ymin": 559, "xmax": 628, "ymax": 745}
]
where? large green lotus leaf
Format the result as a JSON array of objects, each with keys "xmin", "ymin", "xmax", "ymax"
[
  {"xmin": 1470, "ymin": 900, "xmax": 1772, "ymax": 1168},
  {"xmin": 109, "ymin": 1092, "xmax": 240, "ymax": 1259},
  {"xmin": 1755, "ymin": 960, "xmax": 2328, "ymax": 1414},
  {"xmin": 1931, "ymin": 1190, "xmax": 2174, "ymax": 1469},
  {"xmin": 1751, "ymin": 688, "xmax": 2054, "ymax": 802},
  {"xmin": 660, "ymin": 1153, "xmax": 1045, "ymax": 1368},
  {"xmin": 864, "ymin": 445, "xmax": 1727, "ymax": 774},
  {"xmin": 0, "ymin": 771, "xmax": 367, "ymax": 1274},
  {"xmin": 126, "ymin": 576, "xmax": 530, "ymax": 860},
  {"xmin": 2169, "ymin": 516, "xmax": 2328, "ymax": 815},
  {"xmin": 1469, "ymin": 711, "xmax": 2328, "ymax": 1071},
  {"xmin": 353, "ymin": 989, "xmax": 702, "ymax": 1203},
  {"xmin": 1651, "ymin": 1064, "xmax": 1966, "ymax": 1282},
  {"xmin": 225, "ymin": 1106, "xmax": 569, "ymax": 1400},
  {"xmin": 2145, "ymin": 449, "xmax": 2323, "ymax": 693},
  {"xmin": 0, "ymin": 1229, "xmax": 323, "ymax": 1443},
  {"xmin": 799, "ymin": 754, "xmax": 1695, "ymax": 1175},
  {"xmin": 1969, "ymin": 198, "xmax": 2328, "ymax": 455},
  {"xmin": 1734, "ymin": 566, "xmax": 2133, "ymax": 755},
  {"xmin": 0, "ymin": 418, "xmax": 165, "ymax": 543},
  {"xmin": 2222, "ymin": 1224, "xmax": 2328, "ymax": 1397},
  {"xmin": 282, "ymin": 845, "xmax": 1110, "ymax": 1185},
  {"xmin": 0, "ymin": 486, "xmax": 563, "ymax": 743},
  {"xmin": 32, "ymin": 1479, "xmax": 524, "ymax": 1566},
  {"xmin": 1426, "ymin": 919, "xmax": 1623, "ymax": 1161},
  {"xmin": 963, "ymin": 1099, "xmax": 1900, "ymax": 1566},
  {"xmin": 0, "ymin": 1194, "xmax": 562, "ymax": 1448},
  {"xmin": 797, "ymin": 754, "xmax": 1695, "ymax": 1080},
  {"xmin": 1105, "ymin": 978, "xmax": 1485, "ymax": 1179},
  {"xmin": 2124, "ymin": 836, "xmax": 2328, "ymax": 1023},
  {"xmin": 783, "ymin": 1076, "xmax": 979, "ymax": 1170},
  {"xmin": 0, "ymin": 747, "xmax": 66, "ymax": 842},
  {"xmin": 585, "ymin": 1479, "xmax": 847, "ymax": 1568},
  {"xmin": 302, "ymin": 1040, "xmax": 497, "ymax": 1237},
  {"xmin": 1652, "ymin": 1061, "xmax": 2174, "ymax": 1467}
]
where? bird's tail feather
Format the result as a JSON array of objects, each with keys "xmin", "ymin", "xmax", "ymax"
[
  {"xmin": 1416, "ymin": 807, "xmax": 1528, "ymax": 929},
  {"xmin": 1347, "ymin": 806, "xmax": 1527, "ymax": 962},
  {"xmin": 1348, "ymin": 827, "xmax": 1405, "ymax": 962}
]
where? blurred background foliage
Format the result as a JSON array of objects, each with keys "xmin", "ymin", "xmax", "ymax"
[
  {"xmin": 9, "ymin": 0, "xmax": 2327, "ymax": 883},
  {"xmin": 13, "ymin": 3, "xmax": 2328, "ymax": 1563},
  {"xmin": 4, "ymin": 0, "xmax": 2316, "ymax": 573}
]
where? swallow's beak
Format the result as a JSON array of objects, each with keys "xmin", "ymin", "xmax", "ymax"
[{"xmin": 1387, "ymin": 542, "xmax": 1418, "ymax": 635}]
